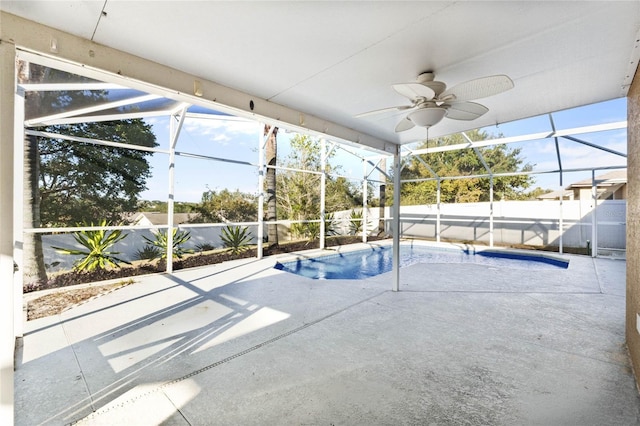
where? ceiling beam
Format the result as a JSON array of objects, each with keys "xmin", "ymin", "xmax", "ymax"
[{"xmin": 1, "ymin": 11, "xmax": 392, "ymax": 153}]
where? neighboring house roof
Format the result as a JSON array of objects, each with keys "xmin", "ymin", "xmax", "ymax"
[
  {"xmin": 129, "ymin": 212, "xmax": 195, "ymax": 226},
  {"xmin": 537, "ymin": 189, "xmax": 573, "ymax": 200},
  {"xmin": 567, "ymin": 170, "xmax": 627, "ymax": 189},
  {"xmin": 536, "ymin": 170, "xmax": 627, "ymax": 200}
]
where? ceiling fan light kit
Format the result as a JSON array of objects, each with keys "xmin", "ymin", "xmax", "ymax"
[
  {"xmin": 357, "ymin": 72, "xmax": 514, "ymax": 133},
  {"xmin": 408, "ymin": 107, "xmax": 447, "ymax": 127}
]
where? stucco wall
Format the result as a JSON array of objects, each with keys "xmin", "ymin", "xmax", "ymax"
[{"xmin": 627, "ymin": 65, "xmax": 640, "ymax": 386}]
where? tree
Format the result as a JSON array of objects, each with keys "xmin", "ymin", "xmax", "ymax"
[
  {"xmin": 20, "ymin": 61, "xmax": 157, "ymax": 284},
  {"xmin": 38, "ymin": 120, "xmax": 157, "ymax": 226},
  {"xmin": 193, "ymin": 188, "xmax": 257, "ymax": 223},
  {"xmin": 265, "ymin": 125, "xmax": 278, "ymax": 247},
  {"xmin": 20, "ymin": 61, "xmax": 52, "ymax": 284},
  {"xmin": 400, "ymin": 130, "xmax": 535, "ymax": 205},
  {"xmin": 276, "ymin": 134, "xmax": 362, "ymax": 238},
  {"xmin": 277, "ymin": 135, "xmax": 322, "ymax": 227}
]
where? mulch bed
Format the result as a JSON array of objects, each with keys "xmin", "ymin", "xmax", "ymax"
[
  {"xmin": 24, "ymin": 235, "xmax": 387, "ymax": 320},
  {"xmin": 25, "ymin": 235, "xmax": 387, "ymax": 293}
]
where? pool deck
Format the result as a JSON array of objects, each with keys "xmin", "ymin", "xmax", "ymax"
[{"xmin": 15, "ymin": 242, "xmax": 640, "ymax": 425}]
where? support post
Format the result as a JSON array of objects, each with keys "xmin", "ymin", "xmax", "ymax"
[
  {"xmin": 320, "ymin": 139, "xmax": 326, "ymax": 249},
  {"xmin": 558, "ymin": 173, "xmax": 564, "ymax": 254},
  {"xmin": 13, "ymin": 85, "xmax": 25, "ymax": 339},
  {"xmin": 591, "ymin": 170, "xmax": 598, "ymax": 257},
  {"xmin": 436, "ymin": 178, "xmax": 441, "ymax": 243},
  {"xmin": 551, "ymin": 114, "xmax": 564, "ymax": 254},
  {"xmin": 362, "ymin": 160, "xmax": 368, "ymax": 243},
  {"xmin": 392, "ymin": 147, "xmax": 401, "ymax": 292},
  {"xmin": 166, "ymin": 108, "xmax": 187, "ymax": 272},
  {"xmin": 167, "ymin": 119, "xmax": 176, "ymax": 272},
  {"xmin": 378, "ymin": 157, "xmax": 387, "ymax": 236},
  {"xmin": 0, "ymin": 39, "xmax": 16, "ymax": 426},
  {"xmin": 559, "ymin": 181, "xmax": 564, "ymax": 255},
  {"xmin": 468, "ymin": 138, "xmax": 493, "ymax": 248},
  {"xmin": 257, "ymin": 123, "xmax": 265, "ymax": 258},
  {"xmin": 489, "ymin": 175, "xmax": 494, "ymax": 247}
]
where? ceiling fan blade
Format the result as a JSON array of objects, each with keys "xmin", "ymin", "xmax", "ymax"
[
  {"xmin": 445, "ymin": 101, "xmax": 489, "ymax": 121},
  {"xmin": 440, "ymin": 75, "xmax": 514, "ymax": 102},
  {"xmin": 392, "ymin": 83, "xmax": 435, "ymax": 101},
  {"xmin": 395, "ymin": 117, "xmax": 416, "ymax": 133},
  {"xmin": 355, "ymin": 105, "xmax": 413, "ymax": 118}
]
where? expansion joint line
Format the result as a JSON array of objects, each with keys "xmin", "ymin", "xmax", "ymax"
[
  {"xmin": 166, "ymin": 290, "xmax": 387, "ymax": 384},
  {"xmin": 61, "ymin": 315, "xmax": 96, "ymax": 413},
  {"xmin": 72, "ymin": 290, "xmax": 387, "ymax": 423},
  {"xmin": 592, "ymin": 257, "xmax": 604, "ymax": 294}
]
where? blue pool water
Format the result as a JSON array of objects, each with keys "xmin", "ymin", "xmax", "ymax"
[{"xmin": 274, "ymin": 245, "xmax": 569, "ymax": 280}]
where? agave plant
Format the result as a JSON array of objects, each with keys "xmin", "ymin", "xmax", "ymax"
[
  {"xmin": 194, "ymin": 242, "xmax": 216, "ymax": 252},
  {"xmin": 349, "ymin": 209, "xmax": 364, "ymax": 235},
  {"xmin": 220, "ymin": 225, "xmax": 253, "ymax": 254},
  {"xmin": 305, "ymin": 213, "xmax": 338, "ymax": 241},
  {"xmin": 52, "ymin": 220, "xmax": 131, "ymax": 272},
  {"xmin": 134, "ymin": 245, "xmax": 163, "ymax": 261},
  {"xmin": 142, "ymin": 228, "xmax": 194, "ymax": 259}
]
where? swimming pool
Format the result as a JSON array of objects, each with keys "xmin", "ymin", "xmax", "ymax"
[{"xmin": 274, "ymin": 245, "xmax": 569, "ymax": 280}]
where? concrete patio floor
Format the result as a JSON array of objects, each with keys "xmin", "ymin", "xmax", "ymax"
[{"xmin": 15, "ymin": 243, "xmax": 640, "ymax": 425}]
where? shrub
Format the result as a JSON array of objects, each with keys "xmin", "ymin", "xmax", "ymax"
[{"xmin": 52, "ymin": 220, "xmax": 131, "ymax": 272}]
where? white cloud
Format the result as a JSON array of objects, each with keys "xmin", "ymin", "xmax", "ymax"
[
  {"xmin": 213, "ymin": 134, "xmax": 231, "ymax": 144},
  {"xmin": 184, "ymin": 117, "xmax": 257, "ymax": 137},
  {"xmin": 179, "ymin": 117, "xmax": 260, "ymax": 149}
]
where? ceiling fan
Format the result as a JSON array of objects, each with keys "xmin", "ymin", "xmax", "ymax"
[{"xmin": 357, "ymin": 72, "xmax": 514, "ymax": 132}]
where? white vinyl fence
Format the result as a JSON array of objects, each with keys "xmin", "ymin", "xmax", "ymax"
[
  {"xmin": 333, "ymin": 199, "xmax": 626, "ymax": 255},
  {"xmin": 392, "ymin": 199, "xmax": 626, "ymax": 254},
  {"xmin": 42, "ymin": 199, "xmax": 626, "ymax": 272}
]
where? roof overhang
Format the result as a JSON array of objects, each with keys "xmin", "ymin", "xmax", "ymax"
[{"xmin": 1, "ymin": 2, "xmax": 639, "ymax": 151}]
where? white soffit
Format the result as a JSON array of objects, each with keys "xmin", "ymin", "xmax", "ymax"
[{"xmin": 1, "ymin": 1, "xmax": 639, "ymax": 145}]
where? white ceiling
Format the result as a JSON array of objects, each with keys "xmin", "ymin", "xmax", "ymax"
[{"xmin": 2, "ymin": 1, "xmax": 640, "ymax": 145}]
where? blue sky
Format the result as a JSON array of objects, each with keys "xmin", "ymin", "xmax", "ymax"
[{"xmin": 140, "ymin": 97, "xmax": 627, "ymax": 203}]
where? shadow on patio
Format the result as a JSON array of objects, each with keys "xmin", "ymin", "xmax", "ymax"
[{"xmin": 15, "ymin": 252, "xmax": 640, "ymax": 425}]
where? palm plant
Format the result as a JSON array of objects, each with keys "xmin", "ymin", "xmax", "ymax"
[
  {"xmin": 52, "ymin": 220, "xmax": 130, "ymax": 272},
  {"xmin": 142, "ymin": 228, "xmax": 194, "ymax": 259},
  {"xmin": 220, "ymin": 225, "xmax": 253, "ymax": 254}
]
